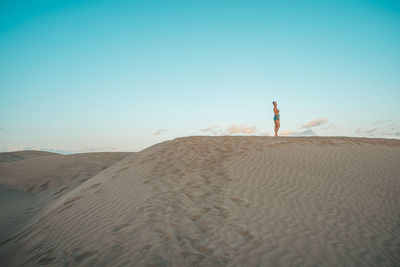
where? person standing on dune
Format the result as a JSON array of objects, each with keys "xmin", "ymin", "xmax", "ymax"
[{"xmin": 273, "ymin": 101, "xmax": 280, "ymax": 136}]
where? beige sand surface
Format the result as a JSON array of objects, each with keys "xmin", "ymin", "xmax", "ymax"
[
  {"xmin": 0, "ymin": 152, "xmax": 131, "ymax": 250},
  {"xmin": 0, "ymin": 150, "xmax": 58, "ymax": 163},
  {"xmin": 0, "ymin": 152, "xmax": 131, "ymax": 192},
  {"xmin": 2, "ymin": 137, "xmax": 400, "ymax": 266}
]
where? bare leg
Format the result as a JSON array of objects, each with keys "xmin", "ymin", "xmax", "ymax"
[
  {"xmin": 277, "ymin": 120, "xmax": 280, "ymax": 135},
  {"xmin": 274, "ymin": 120, "xmax": 280, "ymax": 137}
]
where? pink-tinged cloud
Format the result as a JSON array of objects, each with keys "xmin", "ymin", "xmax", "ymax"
[
  {"xmin": 302, "ymin": 118, "xmax": 328, "ymax": 128},
  {"xmin": 201, "ymin": 125, "xmax": 269, "ymax": 135},
  {"xmin": 226, "ymin": 125, "xmax": 257, "ymax": 134},
  {"xmin": 153, "ymin": 129, "xmax": 167, "ymax": 136},
  {"xmin": 200, "ymin": 125, "xmax": 223, "ymax": 135},
  {"xmin": 280, "ymin": 130, "xmax": 294, "ymax": 136},
  {"xmin": 7, "ymin": 147, "xmax": 22, "ymax": 152}
]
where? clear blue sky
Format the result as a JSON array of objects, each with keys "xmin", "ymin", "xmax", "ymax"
[{"xmin": 1, "ymin": 0, "xmax": 399, "ymax": 153}]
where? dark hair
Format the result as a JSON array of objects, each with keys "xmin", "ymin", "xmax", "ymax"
[{"xmin": 272, "ymin": 101, "xmax": 276, "ymax": 104}]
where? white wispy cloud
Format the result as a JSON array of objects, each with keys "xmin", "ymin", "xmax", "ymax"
[
  {"xmin": 280, "ymin": 129, "xmax": 316, "ymax": 136},
  {"xmin": 355, "ymin": 128, "xmax": 378, "ymax": 134},
  {"xmin": 366, "ymin": 128, "xmax": 378, "ymax": 134},
  {"xmin": 301, "ymin": 118, "xmax": 328, "ymax": 128},
  {"xmin": 373, "ymin": 119, "xmax": 393, "ymax": 126},
  {"xmin": 226, "ymin": 125, "xmax": 257, "ymax": 134},
  {"xmin": 200, "ymin": 125, "xmax": 222, "ymax": 135},
  {"xmin": 76, "ymin": 146, "xmax": 122, "ymax": 152},
  {"xmin": 280, "ymin": 130, "xmax": 295, "ymax": 136},
  {"xmin": 200, "ymin": 124, "xmax": 265, "ymax": 135},
  {"xmin": 153, "ymin": 129, "xmax": 167, "ymax": 136},
  {"xmin": 321, "ymin": 122, "xmax": 338, "ymax": 130},
  {"xmin": 1, "ymin": 146, "xmax": 124, "ymax": 154},
  {"xmin": 201, "ymin": 125, "xmax": 220, "ymax": 132},
  {"xmin": 6, "ymin": 147, "xmax": 23, "ymax": 152}
]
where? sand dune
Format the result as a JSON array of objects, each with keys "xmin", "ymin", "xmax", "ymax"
[
  {"xmin": 0, "ymin": 151, "xmax": 131, "ymax": 250},
  {"xmin": 0, "ymin": 152, "xmax": 132, "ymax": 192},
  {"xmin": 2, "ymin": 137, "xmax": 400, "ymax": 266},
  {"xmin": 0, "ymin": 150, "xmax": 58, "ymax": 163}
]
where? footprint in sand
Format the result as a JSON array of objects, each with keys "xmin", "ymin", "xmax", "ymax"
[
  {"xmin": 180, "ymin": 251, "xmax": 206, "ymax": 264},
  {"xmin": 63, "ymin": 196, "xmax": 84, "ymax": 205},
  {"xmin": 90, "ymin": 183, "xmax": 102, "ymax": 189}
]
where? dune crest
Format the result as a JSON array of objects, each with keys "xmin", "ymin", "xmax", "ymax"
[
  {"xmin": 0, "ymin": 150, "xmax": 59, "ymax": 164},
  {"xmin": 2, "ymin": 137, "xmax": 400, "ymax": 266}
]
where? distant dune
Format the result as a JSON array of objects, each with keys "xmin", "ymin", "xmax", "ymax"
[
  {"xmin": 0, "ymin": 151, "xmax": 132, "ymax": 252},
  {"xmin": 0, "ymin": 151, "xmax": 132, "ymax": 192},
  {"xmin": 0, "ymin": 150, "xmax": 59, "ymax": 163},
  {"xmin": 1, "ymin": 137, "xmax": 400, "ymax": 266}
]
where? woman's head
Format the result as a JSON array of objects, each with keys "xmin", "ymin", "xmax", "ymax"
[{"xmin": 273, "ymin": 101, "xmax": 277, "ymax": 107}]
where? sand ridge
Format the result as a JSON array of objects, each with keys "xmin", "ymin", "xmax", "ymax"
[
  {"xmin": 0, "ymin": 152, "xmax": 132, "ymax": 192},
  {"xmin": 0, "ymin": 151, "xmax": 132, "ymax": 253},
  {"xmin": 2, "ymin": 137, "xmax": 400, "ymax": 266},
  {"xmin": 0, "ymin": 150, "xmax": 59, "ymax": 164}
]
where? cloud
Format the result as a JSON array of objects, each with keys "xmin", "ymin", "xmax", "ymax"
[
  {"xmin": 378, "ymin": 132, "xmax": 393, "ymax": 136},
  {"xmin": 297, "ymin": 129, "xmax": 317, "ymax": 136},
  {"xmin": 280, "ymin": 130, "xmax": 295, "ymax": 136},
  {"xmin": 200, "ymin": 124, "xmax": 264, "ymax": 135},
  {"xmin": 373, "ymin": 119, "xmax": 393, "ymax": 126},
  {"xmin": 280, "ymin": 129, "xmax": 316, "ymax": 136},
  {"xmin": 396, "ymin": 132, "xmax": 400, "ymax": 136},
  {"xmin": 201, "ymin": 125, "xmax": 220, "ymax": 132},
  {"xmin": 75, "ymin": 146, "xmax": 122, "ymax": 153},
  {"xmin": 200, "ymin": 125, "xmax": 222, "ymax": 135},
  {"xmin": 366, "ymin": 128, "xmax": 378, "ymax": 133},
  {"xmin": 0, "ymin": 127, "xmax": 4, "ymax": 131},
  {"xmin": 321, "ymin": 122, "xmax": 338, "ymax": 130},
  {"xmin": 355, "ymin": 128, "xmax": 378, "ymax": 135},
  {"xmin": 153, "ymin": 129, "xmax": 167, "ymax": 136},
  {"xmin": 6, "ymin": 147, "xmax": 22, "ymax": 152},
  {"xmin": 301, "ymin": 118, "xmax": 328, "ymax": 128},
  {"xmin": 226, "ymin": 125, "xmax": 257, "ymax": 134},
  {"xmin": 1, "ymin": 146, "xmax": 126, "ymax": 154}
]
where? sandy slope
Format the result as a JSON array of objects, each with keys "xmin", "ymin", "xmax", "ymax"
[
  {"xmin": 2, "ymin": 137, "xmax": 400, "ymax": 266},
  {"xmin": 0, "ymin": 152, "xmax": 132, "ymax": 192},
  {"xmin": 0, "ymin": 152, "xmax": 131, "ymax": 247},
  {"xmin": 0, "ymin": 150, "xmax": 58, "ymax": 163}
]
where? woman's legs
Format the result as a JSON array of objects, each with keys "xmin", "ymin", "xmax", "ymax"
[{"xmin": 274, "ymin": 120, "xmax": 280, "ymax": 136}]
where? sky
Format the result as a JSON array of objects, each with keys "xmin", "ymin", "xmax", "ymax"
[{"xmin": 1, "ymin": 0, "xmax": 400, "ymax": 153}]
